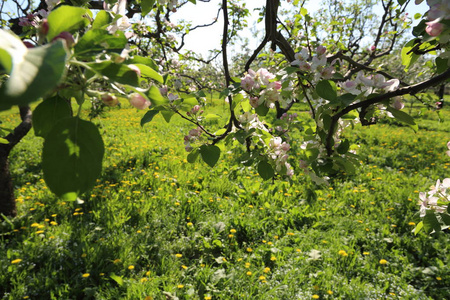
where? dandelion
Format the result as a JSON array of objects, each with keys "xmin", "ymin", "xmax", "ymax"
[
  {"xmin": 408, "ymin": 222, "xmax": 416, "ymax": 226},
  {"xmin": 312, "ymin": 295, "xmax": 320, "ymax": 299},
  {"xmin": 270, "ymin": 256, "xmax": 276, "ymax": 261},
  {"xmin": 11, "ymin": 259, "xmax": 22, "ymax": 264},
  {"xmin": 436, "ymin": 277, "xmax": 442, "ymax": 281},
  {"xmin": 379, "ymin": 259, "xmax": 388, "ymax": 265},
  {"xmin": 247, "ymin": 247, "xmax": 253, "ymax": 252},
  {"xmin": 177, "ymin": 284, "xmax": 184, "ymax": 288},
  {"xmin": 175, "ymin": 253, "xmax": 182, "ymax": 258},
  {"xmin": 204, "ymin": 296, "xmax": 212, "ymax": 300},
  {"xmin": 187, "ymin": 222, "xmax": 193, "ymax": 226},
  {"xmin": 128, "ymin": 265, "xmax": 135, "ymax": 270},
  {"xmin": 246, "ymin": 271, "xmax": 252, "ymax": 276},
  {"xmin": 245, "ymin": 262, "xmax": 251, "ymax": 268},
  {"xmin": 363, "ymin": 252, "xmax": 370, "ymax": 255},
  {"xmin": 82, "ymin": 273, "xmax": 90, "ymax": 278},
  {"xmin": 338, "ymin": 250, "xmax": 348, "ymax": 257},
  {"xmin": 259, "ymin": 275, "xmax": 266, "ymax": 281},
  {"xmin": 182, "ymin": 265, "xmax": 188, "ymax": 270},
  {"xmin": 263, "ymin": 267, "xmax": 271, "ymax": 273},
  {"xmin": 327, "ymin": 290, "xmax": 333, "ymax": 295},
  {"xmin": 141, "ymin": 277, "xmax": 148, "ymax": 282},
  {"xmin": 145, "ymin": 271, "xmax": 151, "ymax": 276}
]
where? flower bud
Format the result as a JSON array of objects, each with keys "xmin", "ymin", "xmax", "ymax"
[
  {"xmin": 101, "ymin": 94, "xmax": 119, "ymax": 107},
  {"xmin": 52, "ymin": 31, "xmax": 75, "ymax": 48},
  {"xmin": 40, "ymin": 19, "xmax": 49, "ymax": 35},
  {"xmin": 129, "ymin": 93, "xmax": 151, "ymax": 110},
  {"xmin": 425, "ymin": 20, "xmax": 444, "ymax": 37}
]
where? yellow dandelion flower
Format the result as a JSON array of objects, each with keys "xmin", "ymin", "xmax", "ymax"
[
  {"xmin": 259, "ymin": 275, "xmax": 266, "ymax": 281},
  {"xmin": 230, "ymin": 229, "xmax": 236, "ymax": 233},
  {"xmin": 338, "ymin": 250, "xmax": 348, "ymax": 257},
  {"xmin": 177, "ymin": 284, "xmax": 184, "ymax": 288},
  {"xmin": 270, "ymin": 256, "xmax": 276, "ymax": 261},
  {"xmin": 145, "ymin": 271, "xmax": 151, "ymax": 276},
  {"xmin": 187, "ymin": 222, "xmax": 193, "ymax": 226},
  {"xmin": 82, "ymin": 273, "xmax": 90, "ymax": 278},
  {"xmin": 312, "ymin": 295, "xmax": 319, "ymax": 299},
  {"xmin": 175, "ymin": 253, "xmax": 182, "ymax": 258},
  {"xmin": 11, "ymin": 259, "xmax": 22, "ymax": 264},
  {"xmin": 436, "ymin": 277, "xmax": 442, "ymax": 281},
  {"xmin": 246, "ymin": 248, "xmax": 253, "ymax": 252},
  {"xmin": 182, "ymin": 265, "xmax": 188, "ymax": 270},
  {"xmin": 263, "ymin": 267, "xmax": 270, "ymax": 273},
  {"xmin": 204, "ymin": 296, "xmax": 212, "ymax": 300},
  {"xmin": 246, "ymin": 271, "xmax": 252, "ymax": 276},
  {"xmin": 141, "ymin": 277, "xmax": 148, "ymax": 283},
  {"xmin": 327, "ymin": 290, "xmax": 333, "ymax": 295},
  {"xmin": 379, "ymin": 259, "xmax": 388, "ymax": 265},
  {"xmin": 128, "ymin": 265, "xmax": 135, "ymax": 270}
]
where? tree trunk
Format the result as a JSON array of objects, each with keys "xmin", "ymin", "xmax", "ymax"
[{"xmin": 0, "ymin": 106, "xmax": 32, "ymax": 218}]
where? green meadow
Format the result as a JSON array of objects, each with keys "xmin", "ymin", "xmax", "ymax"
[{"xmin": 1, "ymin": 97, "xmax": 449, "ymax": 299}]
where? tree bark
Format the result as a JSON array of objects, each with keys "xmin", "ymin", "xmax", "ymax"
[{"xmin": 0, "ymin": 106, "xmax": 32, "ymax": 218}]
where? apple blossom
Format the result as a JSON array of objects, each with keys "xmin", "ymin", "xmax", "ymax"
[
  {"xmin": 101, "ymin": 94, "xmax": 119, "ymax": 107},
  {"xmin": 425, "ymin": 20, "xmax": 444, "ymax": 37},
  {"xmin": 392, "ymin": 97, "xmax": 404, "ymax": 110},
  {"xmin": 52, "ymin": 31, "xmax": 75, "ymax": 48},
  {"xmin": 129, "ymin": 93, "xmax": 151, "ymax": 110}
]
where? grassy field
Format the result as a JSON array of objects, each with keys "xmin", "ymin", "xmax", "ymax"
[{"xmin": 0, "ymin": 97, "xmax": 449, "ymax": 299}]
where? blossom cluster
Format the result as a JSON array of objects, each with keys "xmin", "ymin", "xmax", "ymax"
[
  {"xmin": 418, "ymin": 178, "xmax": 450, "ymax": 218},
  {"xmin": 416, "ymin": 0, "xmax": 450, "ymax": 37},
  {"xmin": 240, "ymin": 68, "xmax": 288, "ymax": 109},
  {"xmin": 184, "ymin": 127, "xmax": 202, "ymax": 152},
  {"xmin": 291, "ymin": 45, "xmax": 334, "ymax": 82},
  {"xmin": 341, "ymin": 72, "xmax": 399, "ymax": 96},
  {"xmin": 268, "ymin": 137, "xmax": 294, "ymax": 177}
]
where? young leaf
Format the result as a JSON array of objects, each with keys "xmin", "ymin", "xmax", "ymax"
[
  {"xmin": 401, "ymin": 39, "xmax": 420, "ymax": 71},
  {"xmin": 87, "ymin": 61, "xmax": 139, "ymax": 86},
  {"xmin": 133, "ymin": 64, "xmax": 163, "ymax": 83},
  {"xmin": 75, "ymin": 29, "xmax": 127, "ymax": 56},
  {"xmin": 386, "ymin": 106, "xmax": 416, "ymax": 126},
  {"xmin": 423, "ymin": 210, "xmax": 441, "ymax": 234},
  {"xmin": 32, "ymin": 96, "xmax": 72, "ymax": 138},
  {"xmin": 147, "ymin": 85, "xmax": 168, "ymax": 106},
  {"xmin": 0, "ymin": 31, "xmax": 68, "ymax": 111},
  {"xmin": 316, "ymin": 80, "xmax": 337, "ymax": 101},
  {"xmin": 199, "ymin": 144, "xmax": 220, "ymax": 168},
  {"xmin": 141, "ymin": 0, "xmax": 156, "ymax": 17},
  {"xmin": 42, "ymin": 117, "xmax": 104, "ymax": 201},
  {"xmin": 47, "ymin": 6, "xmax": 91, "ymax": 41},
  {"xmin": 140, "ymin": 110, "xmax": 159, "ymax": 127},
  {"xmin": 255, "ymin": 104, "xmax": 269, "ymax": 116},
  {"xmin": 258, "ymin": 160, "xmax": 274, "ymax": 180},
  {"xmin": 92, "ymin": 10, "xmax": 112, "ymax": 29},
  {"xmin": 187, "ymin": 148, "xmax": 200, "ymax": 163}
]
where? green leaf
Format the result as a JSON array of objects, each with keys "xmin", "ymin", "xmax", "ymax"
[
  {"xmin": 0, "ymin": 31, "xmax": 68, "ymax": 111},
  {"xmin": 397, "ymin": 0, "xmax": 406, "ymax": 5},
  {"xmin": 126, "ymin": 56, "xmax": 158, "ymax": 71},
  {"xmin": 441, "ymin": 213, "xmax": 450, "ymax": 226},
  {"xmin": 199, "ymin": 144, "xmax": 220, "ymax": 168},
  {"xmin": 401, "ymin": 39, "xmax": 420, "ymax": 71},
  {"xmin": 110, "ymin": 273, "xmax": 123, "ymax": 286},
  {"xmin": 0, "ymin": 137, "xmax": 8, "ymax": 144},
  {"xmin": 316, "ymin": 80, "xmax": 337, "ymax": 101},
  {"xmin": 140, "ymin": 110, "xmax": 159, "ymax": 127},
  {"xmin": 187, "ymin": 148, "xmax": 199, "ymax": 163},
  {"xmin": 133, "ymin": 64, "xmax": 163, "ymax": 83},
  {"xmin": 258, "ymin": 160, "xmax": 274, "ymax": 180},
  {"xmin": 412, "ymin": 20, "xmax": 426, "ymax": 37},
  {"xmin": 336, "ymin": 139, "xmax": 349, "ymax": 154},
  {"xmin": 161, "ymin": 110, "xmax": 174, "ymax": 123},
  {"xmin": 386, "ymin": 106, "xmax": 416, "ymax": 126},
  {"xmin": 75, "ymin": 29, "xmax": 127, "ymax": 56},
  {"xmin": 204, "ymin": 114, "xmax": 221, "ymax": 120},
  {"xmin": 147, "ymin": 85, "xmax": 168, "ymax": 106},
  {"xmin": 87, "ymin": 61, "xmax": 139, "ymax": 86},
  {"xmin": 47, "ymin": 6, "xmax": 91, "ymax": 41},
  {"xmin": 141, "ymin": 0, "xmax": 156, "ymax": 16},
  {"xmin": 0, "ymin": 48, "xmax": 12, "ymax": 74},
  {"xmin": 188, "ymin": 0, "xmax": 196, "ymax": 3},
  {"xmin": 435, "ymin": 57, "xmax": 448, "ymax": 74},
  {"xmin": 413, "ymin": 221, "xmax": 423, "ymax": 235},
  {"xmin": 92, "ymin": 10, "xmax": 112, "ymax": 29},
  {"xmin": 42, "ymin": 117, "xmax": 104, "ymax": 201},
  {"xmin": 32, "ymin": 96, "xmax": 72, "ymax": 138},
  {"xmin": 255, "ymin": 104, "xmax": 269, "ymax": 116},
  {"xmin": 423, "ymin": 210, "xmax": 441, "ymax": 234}
]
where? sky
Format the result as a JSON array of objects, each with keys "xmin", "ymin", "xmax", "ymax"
[{"xmin": 171, "ymin": 0, "xmax": 429, "ymax": 57}]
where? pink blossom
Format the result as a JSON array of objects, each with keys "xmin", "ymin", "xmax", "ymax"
[
  {"xmin": 249, "ymin": 97, "xmax": 260, "ymax": 108},
  {"xmin": 241, "ymin": 74, "xmax": 255, "ymax": 91},
  {"xmin": 426, "ymin": 20, "xmax": 444, "ymax": 36},
  {"xmin": 392, "ymin": 97, "xmax": 404, "ymax": 110},
  {"xmin": 102, "ymin": 94, "xmax": 119, "ymax": 107},
  {"xmin": 316, "ymin": 45, "xmax": 327, "ymax": 55},
  {"xmin": 52, "ymin": 32, "xmax": 75, "ymax": 48},
  {"xmin": 129, "ymin": 93, "xmax": 151, "ymax": 109}
]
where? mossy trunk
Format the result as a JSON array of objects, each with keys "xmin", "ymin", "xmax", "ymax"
[{"xmin": 0, "ymin": 106, "xmax": 32, "ymax": 218}]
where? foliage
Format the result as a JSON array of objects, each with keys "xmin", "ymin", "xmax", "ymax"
[{"xmin": 0, "ymin": 102, "xmax": 449, "ymax": 299}]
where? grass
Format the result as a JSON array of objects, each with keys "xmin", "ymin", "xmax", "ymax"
[{"xmin": 1, "ymin": 97, "xmax": 449, "ymax": 299}]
